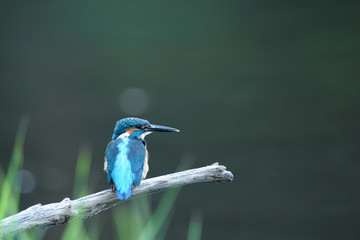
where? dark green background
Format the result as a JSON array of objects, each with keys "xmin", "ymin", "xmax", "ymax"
[{"xmin": 1, "ymin": 1, "xmax": 359, "ymax": 239}]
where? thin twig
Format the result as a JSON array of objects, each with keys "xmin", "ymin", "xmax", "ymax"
[{"xmin": 0, "ymin": 163, "xmax": 233, "ymax": 237}]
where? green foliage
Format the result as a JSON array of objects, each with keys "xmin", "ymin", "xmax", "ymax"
[
  {"xmin": 0, "ymin": 117, "xmax": 46, "ymax": 239},
  {"xmin": 187, "ymin": 211, "xmax": 203, "ymax": 240},
  {"xmin": 1, "ymin": 120, "xmax": 203, "ymax": 240},
  {"xmin": 0, "ymin": 117, "xmax": 28, "ymax": 220},
  {"xmin": 114, "ymin": 188, "xmax": 181, "ymax": 240},
  {"xmin": 61, "ymin": 145, "xmax": 98, "ymax": 240}
]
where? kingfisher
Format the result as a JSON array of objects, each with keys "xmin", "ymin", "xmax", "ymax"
[{"xmin": 104, "ymin": 117, "xmax": 179, "ymax": 200}]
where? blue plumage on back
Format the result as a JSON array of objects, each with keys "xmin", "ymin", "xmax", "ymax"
[
  {"xmin": 105, "ymin": 137, "xmax": 145, "ymax": 199},
  {"xmin": 104, "ymin": 117, "xmax": 179, "ymax": 200}
]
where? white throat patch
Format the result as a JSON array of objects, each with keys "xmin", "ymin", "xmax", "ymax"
[
  {"xmin": 116, "ymin": 131, "xmax": 152, "ymax": 140},
  {"xmin": 139, "ymin": 131, "xmax": 152, "ymax": 140},
  {"xmin": 116, "ymin": 131, "xmax": 130, "ymax": 139}
]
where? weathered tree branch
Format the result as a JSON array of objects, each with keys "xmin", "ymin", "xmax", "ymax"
[{"xmin": 0, "ymin": 163, "xmax": 233, "ymax": 236}]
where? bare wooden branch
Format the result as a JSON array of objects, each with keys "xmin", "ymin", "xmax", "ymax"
[{"xmin": 0, "ymin": 163, "xmax": 233, "ymax": 237}]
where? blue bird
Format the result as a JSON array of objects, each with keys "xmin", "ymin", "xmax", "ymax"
[{"xmin": 104, "ymin": 117, "xmax": 179, "ymax": 200}]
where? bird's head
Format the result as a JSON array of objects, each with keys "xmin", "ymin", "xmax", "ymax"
[{"xmin": 112, "ymin": 117, "xmax": 179, "ymax": 140}]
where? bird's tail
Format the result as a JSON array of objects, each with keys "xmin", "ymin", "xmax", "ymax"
[{"xmin": 116, "ymin": 187, "xmax": 132, "ymax": 200}]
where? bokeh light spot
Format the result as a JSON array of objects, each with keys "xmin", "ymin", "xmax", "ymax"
[
  {"xmin": 17, "ymin": 170, "xmax": 36, "ymax": 194},
  {"xmin": 119, "ymin": 88, "xmax": 149, "ymax": 115}
]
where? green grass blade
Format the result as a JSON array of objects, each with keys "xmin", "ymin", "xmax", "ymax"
[
  {"xmin": 137, "ymin": 187, "xmax": 181, "ymax": 240},
  {"xmin": 61, "ymin": 145, "xmax": 94, "ymax": 240},
  {"xmin": 137, "ymin": 160, "xmax": 192, "ymax": 240},
  {"xmin": 73, "ymin": 145, "xmax": 92, "ymax": 198},
  {"xmin": 0, "ymin": 116, "xmax": 29, "ymax": 219},
  {"xmin": 187, "ymin": 211, "xmax": 203, "ymax": 240}
]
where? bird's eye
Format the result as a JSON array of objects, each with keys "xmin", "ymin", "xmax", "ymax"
[{"xmin": 136, "ymin": 125, "xmax": 142, "ymax": 129}]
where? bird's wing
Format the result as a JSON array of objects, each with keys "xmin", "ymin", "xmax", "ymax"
[
  {"xmin": 127, "ymin": 138, "xmax": 146, "ymax": 186},
  {"xmin": 105, "ymin": 139, "xmax": 119, "ymax": 185},
  {"xmin": 105, "ymin": 138, "xmax": 145, "ymax": 199}
]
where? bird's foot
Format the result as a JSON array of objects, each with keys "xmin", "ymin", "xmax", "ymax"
[{"xmin": 111, "ymin": 183, "xmax": 116, "ymax": 192}]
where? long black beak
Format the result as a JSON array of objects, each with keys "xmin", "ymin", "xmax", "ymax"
[{"xmin": 145, "ymin": 124, "xmax": 180, "ymax": 132}]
